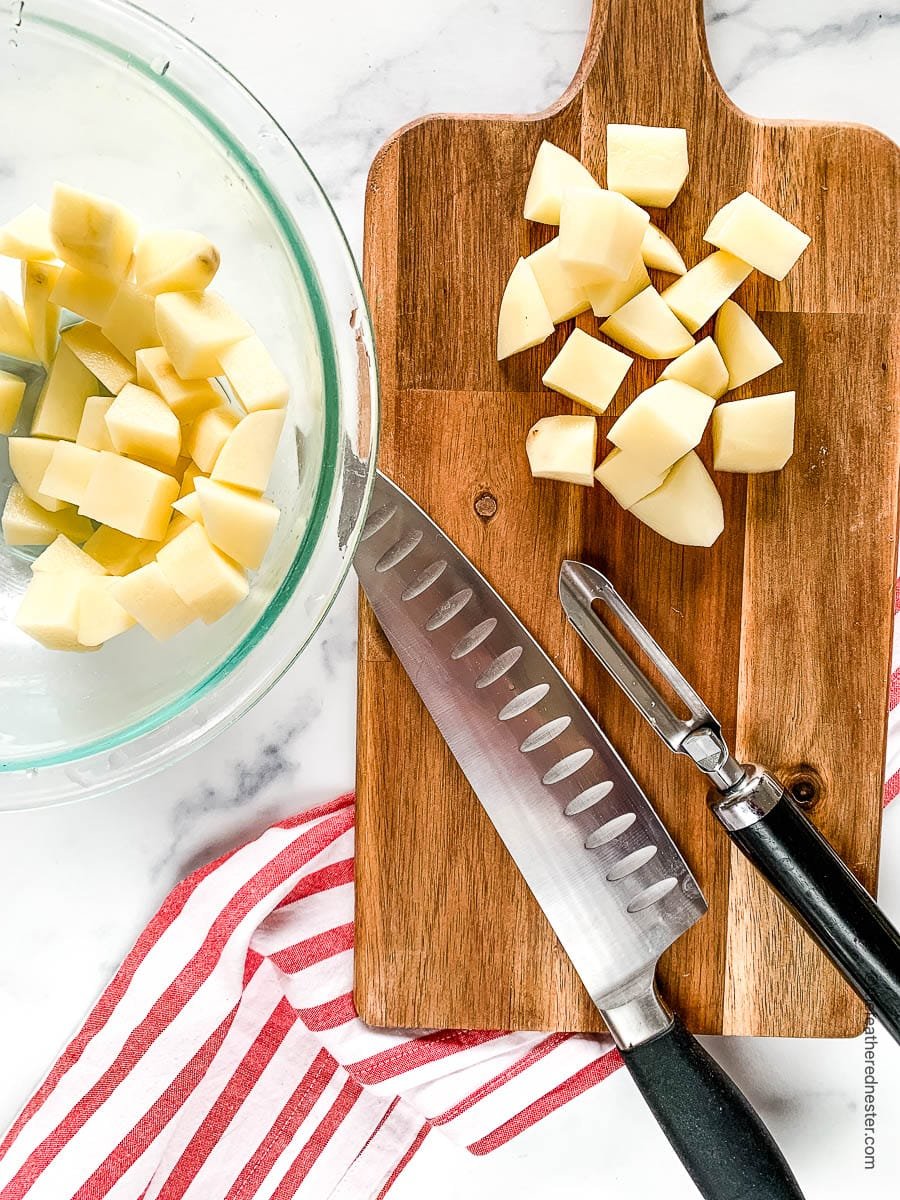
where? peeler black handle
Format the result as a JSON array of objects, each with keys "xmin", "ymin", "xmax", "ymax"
[{"xmin": 726, "ymin": 790, "xmax": 900, "ymax": 1042}]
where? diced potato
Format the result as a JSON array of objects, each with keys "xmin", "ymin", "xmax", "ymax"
[
  {"xmin": 641, "ymin": 224, "xmax": 686, "ymax": 275},
  {"xmin": 32, "ymin": 534, "xmax": 106, "ymax": 576},
  {"xmin": 0, "ymin": 293, "xmax": 37, "ymax": 361},
  {"xmin": 111, "ymin": 561, "xmax": 196, "ymax": 641},
  {"xmin": 2, "ymin": 484, "xmax": 92, "ymax": 545},
  {"xmin": 78, "ymin": 451, "xmax": 178, "ymax": 540},
  {"xmin": 496, "ymin": 258, "xmax": 554, "ymax": 361},
  {"xmin": 157, "ymin": 522, "xmax": 248, "ymax": 624},
  {"xmin": 210, "ymin": 409, "xmax": 284, "ymax": 493},
  {"xmin": 660, "ymin": 337, "xmax": 729, "ymax": 399},
  {"xmin": 584, "ymin": 253, "xmax": 650, "ymax": 318},
  {"xmin": 8, "ymin": 436, "xmax": 68, "ymax": 511},
  {"xmin": 82, "ymin": 525, "xmax": 146, "ymax": 575},
  {"xmin": 712, "ymin": 391, "xmax": 795, "ymax": 473},
  {"xmin": 629, "ymin": 451, "xmax": 724, "ymax": 547},
  {"xmin": 542, "ymin": 329, "xmax": 632, "ymax": 416},
  {"xmin": 77, "ymin": 575, "xmax": 136, "ymax": 646},
  {"xmin": 14, "ymin": 571, "xmax": 85, "ymax": 650},
  {"xmin": 135, "ymin": 346, "xmax": 219, "ymax": 422},
  {"xmin": 0, "ymin": 369, "xmax": 26, "ymax": 434},
  {"xmin": 22, "ymin": 261, "xmax": 61, "ymax": 364},
  {"xmin": 558, "ymin": 188, "xmax": 649, "ymax": 283},
  {"xmin": 606, "ymin": 124, "xmax": 689, "ymax": 208},
  {"xmin": 607, "ymin": 380, "xmax": 715, "ymax": 474},
  {"xmin": 155, "ymin": 290, "xmax": 250, "ymax": 379},
  {"xmin": 30, "ymin": 342, "xmax": 96, "ymax": 440},
  {"xmin": 183, "ymin": 406, "xmax": 240, "ymax": 472},
  {"xmin": 133, "ymin": 230, "xmax": 221, "ymax": 295},
  {"xmin": 0, "ymin": 205, "xmax": 55, "ymax": 260},
  {"xmin": 523, "ymin": 140, "xmax": 599, "ymax": 224},
  {"xmin": 179, "ymin": 461, "xmax": 204, "ymax": 498},
  {"xmin": 105, "ymin": 383, "xmax": 181, "ymax": 468},
  {"xmin": 594, "ymin": 448, "xmax": 668, "ymax": 509},
  {"xmin": 49, "ymin": 184, "xmax": 137, "ymax": 281},
  {"xmin": 194, "ymin": 477, "xmax": 280, "ymax": 569},
  {"xmin": 600, "ymin": 287, "xmax": 694, "ymax": 359},
  {"xmin": 661, "ymin": 250, "xmax": 752, "ymax": 334},
  {"xmin": 40, "ymin": 441, "xmax": 100, "ymax": 506},
  {"xmin": 525, "ymin": 415, "xmax": 597, "ymax": 486},
  {"xmin": 217, "ymin": 334, "xmax": 290, "ymax": 414},
  {"xmin": 525, "ymin": 238, "xmax": 591, "ymax": 324},
  {"xmin": 173, "ymin": 490, "xmax": 203, "ymax": 521},
  {"xmin": 50, "ymin": 265, "xmax": 118, "ymax": 325},
  {"xmin": 713, "ymin": 300, "xmax": 782, "ymax": 389},
  {"xmin": 76, "ymin": 396, "xmax": 115, "ymax": 452},
  {"xmin": 704, "ymin": 192, "xmax": 810, "ymax": 280},
  {"xmin": 62, "ymin": 323, "xmax": 136, "ymax": 394},
  {"xmin": 101, "ymin": 281, "xmax": 161, "ymax": 363}
]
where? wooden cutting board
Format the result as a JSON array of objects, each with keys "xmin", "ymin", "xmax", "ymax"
[{"xmin": 355, "ymin": 0, "xmax": 899, "ymax": 1037}]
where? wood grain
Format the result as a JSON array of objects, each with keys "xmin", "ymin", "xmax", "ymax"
[{"xmin": 356, "ymin": 0, "xmax": 900, "ymax": 1036}]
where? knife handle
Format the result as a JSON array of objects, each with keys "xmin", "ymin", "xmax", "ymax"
[
  {"xmin": 725, "ymin": 790, "xmax": 900, "ymax": 1042},
  {"xmin": 621, "ymin": 1016, "xmax": 804, "ymax": 1200}
]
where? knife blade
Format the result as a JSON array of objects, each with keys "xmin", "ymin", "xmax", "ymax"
[{"xmin": 355, "ymin": 470, "xmax": 804, "ymax": 1200}]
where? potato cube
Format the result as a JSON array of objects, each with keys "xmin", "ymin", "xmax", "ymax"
[
  {"xmin": 8, "ymin": 437, "xmax": 68, "ymax": 511},
  {"xmin": 524, "ymin": 238, "xmax": 590, "ymax": 324},
  {"xmin": 62, "ymin": 323, "xmax": 136, "ymax": 394},
  {"xmin": 30, "ymin": 342, "xmax": 96, "ymax": 440},
  {"xmin": 606, "ymin": 125, "xmax": 689, "ymax": 208},
  {"xmin": 2, "ymin": 484, "xmax": 92, "ymax": 545},
  {"xmin": 0, "ymin": 205, "xmax": 55, "ymax": 260},
  {"xmin": 607, "ymin": 380, "xmax": 715, "ymax": 474},
  {"xmin": 135, "ymin": 346, "xmax": 219, "ymax": 422},
  {"xmin": 134, "ymin": 230, "xmax": 221, "ymax": 295},
  {"xmin": 173, "ymin": 490, "xmax": 203, "ymax": 521},
  {"xmin": 78, "ymin": 451, "xmax": 178, "ymax": 540},
  {"xmin": 14, "ymin": 571, "xmax": 85, "ymax": 650},
  {"xmin": 641, "ymin": 224, "xmax": 686, "ymax": 275},
  {"xmin": 77, "ymin": 576, "xmax": 136, "ymax": 646},
  {"xmin": 558, "ymin": 188, "xmax": 649, "ymax": 283},
  {"xmin": 0, "ymin": 293, "xmax": 37, "ymax": 361},
  {"xmin": 0, "ymin": 369, "xmax": 26, "ymax": 434},
  {"xmin": 584, "ymin": 253, "xmax": 650, "ymax": 318},
  {"xmin": 50, "ymin": 265, "xmax": 118, "ymax": 325},
  {"xmin": 22, "ymin": 261, "xmax": 61, "ymax": 364},
  {"xmin": 155, "ymin": 290, "xmax": 250, "ymax": 379},
  {"xmin": 105, "ymin": 383, "xmax": 181, "ymax": 468},
  {"xmin": 600, "ymin": 287, "xmax": 694, "ymax": 359},
  {"xmin": 523, "ymin": 140, "xmax": 599, "ymax": 225},
  {"xmin": 704, "ymin": 192, "xmax": 810, "ymax": 280},
  {"xmin": 661, "ymin": 251, "xmax": 752, "ymax": 334},
  {"xmin": 194, "ymin": 477, "xmax": 280, "ymax": 569},
  {"xmin": 111, "ymin": 561, "xmax": 196, "ymax": 641},
  {"xmin": 659, "ymin": 337, "xmax": 729, "ymax": 399},
  {"xmin": 713, "ymin": 300, "xmax": 782, "ymax": 389},
  {"xmin": 525, "ymin": 415, "xmax": 597, "ymax": 486},
  {"xmin": 210, "ymin": 409, "xmax": 284, "ymax": 493},
  {"xmin": 157, "ymin": 523, "xmax": 248, "ymax": 624},
  {"xmin": 179, "ymin": 461, "xmax": 204, "ymax": 498},
  {"xmin": 594, "ymin": 448, "xmax": 668, "ymax": 509},
  {"xmin": 49, "ymin": 183, "xmax": 137, "ymax": 281},
  {"xmin": 712, "ymin": 391, "xmax": 795, "ymax": 473},
  {"xmin": 82, "ymin": 525, "xmax": 146, "ymax": 575},
  {"xmin": 76, "ymin": 396, "xmax": 115, "ymax": 452},
  {"xmin": 100, "ymin": 281, "xmax": 161, "ymax": 363},
  {"xmin": 542, "ymin": 329, "xmax": 631, "ymax": 416},
  {"xmin": 496, "ymin": 258, "xmax": 554, "ymax": 361},
  {"xmin": 32, "ymin": 534, "xmax": 106, "ymax": 576},
  {"xmin": 629, "ymin": 451, "xmax": 724, "ymax": 547},
  {"xmin": 218, "ymin": 334, "xmax": 290, "ymax": 413},
  {"xmin": 40, "ymin": 441, "xmax": 100, "ymax": 506},
  {"xmin": 183, "ymin": 406, "xmax": 239, "ymax": 472}
]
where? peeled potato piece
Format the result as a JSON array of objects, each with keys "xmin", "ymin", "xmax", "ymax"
[
  {"xmin": 78, "ymin": 451, "xmax": 179, "ymax": 541},
  {"xmin": 50, "ymin": 183, "xmax": 137, "ymax": 281},
  {"xmin": 101, "ymin": 281, "xmax": 161, "ymax": 363},
  {"xmin": 155, "ymin": 290, "xmax": 250, "ymax": 379},
  {"xmin": 712, "ymin": 391, "xmax": 795, "ymax": 473},
  {"xmin": 50, "ymin": 266, "xmax": 117, "ymax": 326},
  {"xmin": 105, "ymin": 383, "xmax": 181, "ymax": 468},
  {"xmin": 525, "ymin": 415, "xmax": 596, "ymax": 486},
  {"xmin": 194, "ymin": 477, "xmax": 280, "ymax": 569},
  {"xmin": 184, "ymin": 406, "xmax": 240, "ymax": 473},
  {"xmin": 641, "ymin": 224, "xmax": 686, "ymax": 275},
  {"xmin": 0, "ymin": 369, "xmax": 26, "ymax": 434},
  {"xmin": 600, "ymin": 287, "xmax": 694, "ymax": 359},
  {"xmin": 629, "ymin": 452, "xmax": 723, "ymax": 547},
  {"xmin": 173, "ymin": 490, "xmax": 203, "ymax": 521},
  {"xmin": 584, "ymin": 253, "xmax": 650, "ymax": 319},
  {"xmin": 661, "ymin": 250, "xmax": 752, "ymax": 333},
  {"xmin": 523, "ymin": 140, "xmax": 599, "ymax": 224},
  {"xmin": 2, "ymin": 484, "xmax": 92, "ymax": 546},
  {"xmin": 31, "ymin": 341, "xmax": 97, "ymax": 440},
  {"xmin": 705, "ymin": 192, "xmax": 810, "ymax": 280},
  {"xmin": 82, "ymin": 525, "xmax": 146, "ymax": 575},
  {"xmin": 135, "ymin": 346, "xmax": 219, "ymax": 423},
  {"xmin": 559, "ymin": 188, "xmax": 648, "ymax": 283},
  {"xmin": 32, "ymin": 534, "xmax": 106, "ymax": 575},
  {"xmin": 218, "ymin": 335, "xmax": 289, "ymax": 414},
  {"xmin": 607, "ymin": 380, "xmax": 715, "ymax": 475},
  {"xmin": 8, "ymin": 436, "xmax": 68, "ymax": 512},
  {"xmin": 22, "ymin": 261, "xmax": 61, "ymax": 364},
  {"xmin": 62, "ymin": 323, "xmax": 136, "ymax": 394},
  {"xmin": 77, "ymin": 576, "xmax": 136, "ymax": 646},
  {"xmin": 594, "ymin": 448, "xmax": 668, "ymax": 509},
  {"xmin": 714, "ymin": 300, "xmax": 782, "ymax": 389},
  {"xmin": 76, "ymin": 396, "xmax": 115, "ymax": 452},
  {"xmin": 211, "ymin": 409, "xmax": 285, "ymax": 493},
  {"xmin": 525, "ymin": 238, "xmax": 591, "ymax": 324},
  {"xmin": 14, "ymin": 571, "xmax": 85, "ymax": 651},
  {"xmin": 496, "ymin": 257, "xmax": 554, "ymax": 361},
  {"xmin": 112, "ymin": 561, "xmax": 196, "ymax": 642},
  {"xmin": 0, "ymin": 205, "xmax": 56, "ymax": 261},
  {"xmin": 542, "ymin": 329, "xmax": 631, "ymax": 416},
  {"xmin": 40, "ymin": 441, "xmax": 100, "ymax": 507},
  {"xmin": 134, "ymin": 230, "xmax": 221, "ymax": 295},
  {"xmin": 0, "ymin": 293, "xmax": 37, "ymax": 361},
  {"xmin": 660, "ymin": 337, "xmax": 729, "ymax": 399},
  {"xmin": 606, "ymin": 124, "xmax": 688, "ymax": 208},
  {"xmin": 157, "ymin": 522, "xmax": 248, "ymax": 624}
]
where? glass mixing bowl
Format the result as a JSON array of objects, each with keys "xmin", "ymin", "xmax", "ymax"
[{"xmin": 0, "ymin": 0, "xmax": 378, "ymax": 809}]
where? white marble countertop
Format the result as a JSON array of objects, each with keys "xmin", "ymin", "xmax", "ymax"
[{"xmin": 2, "ymin": 1, "xmax": 899, "ymax": 1196}]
